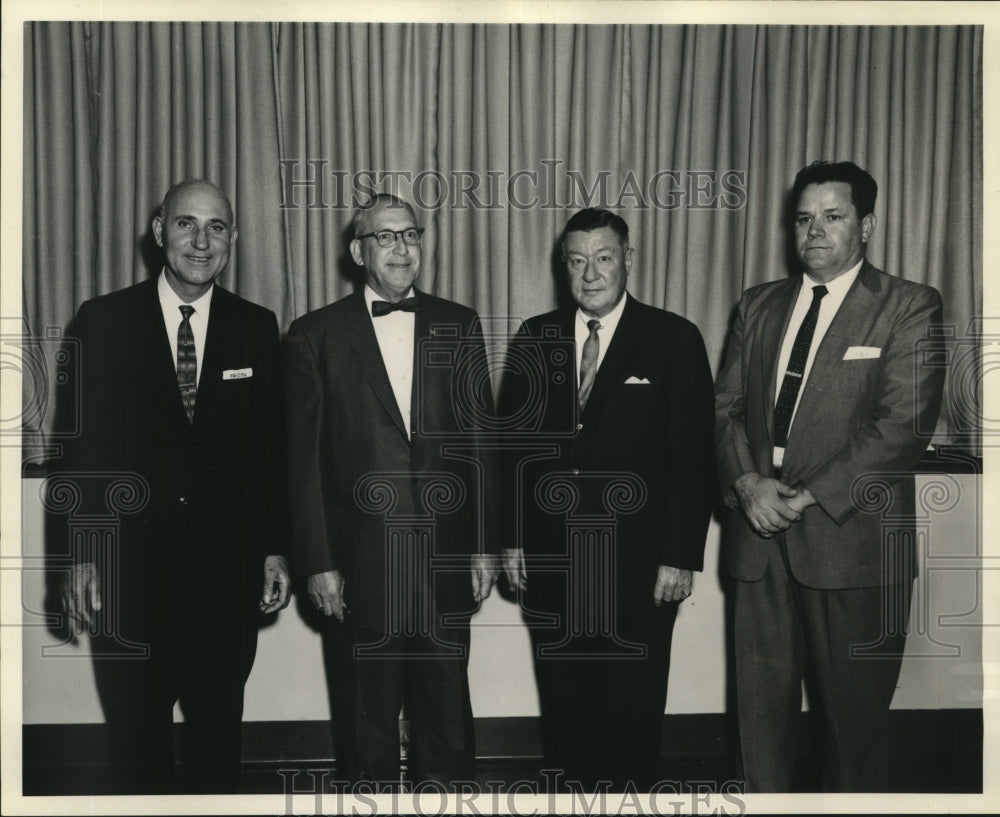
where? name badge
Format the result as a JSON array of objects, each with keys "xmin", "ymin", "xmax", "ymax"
[{"xmin": 223, "ymin": 368, "xmax": 253, "ymax": 380}]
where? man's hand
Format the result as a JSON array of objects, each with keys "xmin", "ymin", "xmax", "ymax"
[
  {"xmin": 653, "ymin": 565, "xmax": 692, "ymax": 605},
  {"xmin": 472, "ymin": 553, "xmax": 497, "ymax": 603},
  {"xmin": 62, "ymin": 562, "xmax": 102, "ymax": 631},
  {"xmin": 259, "ymin": 555, "xmax": 291, "ymax": 613},
  {"xmin": 785, "ymin": 484, "xmax": 817, "ymax": 516},
  {"xmin": 501, "ymin": 547, "xmax": 527, "ymax": 592},
  {"xmin": 733, "ymin": 472, "xmax": 801, "ymax": 537},
  {"xmin": 307, "ymin": 569, "xmax": 346, "ymax": 622}
]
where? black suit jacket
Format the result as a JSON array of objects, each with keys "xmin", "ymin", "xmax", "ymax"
[
  {"xmin": 500, "ymin": 294, "xmax": 715, "ymax": 619},
  {"xmin": 284, "ymin": 289, "xmax": 498, "ymax": 634},
  {"xmin": 58, "ymin": 278, "xmax": 285, "ymax": 617}
]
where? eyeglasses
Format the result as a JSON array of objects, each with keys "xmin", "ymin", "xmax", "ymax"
[{"xmin": 357, "ymin": 228, "xmax": 424, "ymax": 248}]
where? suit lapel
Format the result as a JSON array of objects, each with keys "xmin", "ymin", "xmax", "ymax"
[
  {"xmin": 194, "ymin": 286, "xmax": 230, "ymax": 427},
  {"xmin": 345, "ymin": 290, "xmax": 409, "ymax": 440},
  {"xmin": 758, "ymin": 279, "xmax": 799, "ymax": 445},
  {"xmin": 583, "ymin": 295, "xmax": 642, "ymax": 416},
  {"xmin": 789, "ymin": 263, "xmax": 880, "ymax": 440},
  {"xmin": 411, "ymin": 290, "xmax": 435, "ymax": 440}
]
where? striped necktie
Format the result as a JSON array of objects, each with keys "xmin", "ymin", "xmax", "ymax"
[{"xmin": 177, "ymin": 305, "xmax": 197, "ymax": 423}]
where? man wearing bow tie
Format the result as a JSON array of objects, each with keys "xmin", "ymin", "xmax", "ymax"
[
  {"xmin": 57, "ymin": 179, "xmax": 290, "ymax": 793},
  {"xmin": 285, "ymin": 193, "xmax": 497, "ymax": 787},
  {"xmin": 715, "ymin": 161, "xmax": 946, "ymax": 791},
  {"xmin": 499, "ymin": 208, "xmax": 715, "ymax": 790}
]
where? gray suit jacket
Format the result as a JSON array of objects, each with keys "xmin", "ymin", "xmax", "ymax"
[{"xmin": 715, "ymin": 262, "xmax": 945, "ymax": 589}]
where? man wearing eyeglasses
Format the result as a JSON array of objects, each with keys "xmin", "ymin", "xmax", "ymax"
[{"xmin": 284, "ymin": 193, "xmax": 497, "ymax": 787}]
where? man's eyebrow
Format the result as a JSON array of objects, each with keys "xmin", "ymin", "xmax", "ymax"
[
  {"xmin": 797, "ymin": 206, "xmax": 845, "ymax": 215},
  {"xmin": 171, "ymin": 213, "xmax": 229, "ymax": 225}
]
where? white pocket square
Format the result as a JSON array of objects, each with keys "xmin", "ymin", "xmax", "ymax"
[
  {"xmin": 624, "ymin": 376, "xmax": 650, "ymax": 384},
  {"xmin": 223, "ymin": 367, "xmax": 253, "ymax": 380},
  {"xmin": 843, "ymin": 346, "xmax": 881, "ymax": 360}
]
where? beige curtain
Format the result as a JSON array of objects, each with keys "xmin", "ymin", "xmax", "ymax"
[{"xmin": 23, "ymin": 23, "xmax": 982, "ymax": 452}]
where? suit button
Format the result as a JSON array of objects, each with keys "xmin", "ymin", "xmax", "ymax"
[
  {"xmin": 571, "ymin": 468, "xmax": 580, "ymax": 476},
  {"xmin": 576, "ymin": 423, "xmax": 583, "ymax": 430},
  {"xmin": 178, "ymin": 496, "xmax": 188, "ymax": 505}
]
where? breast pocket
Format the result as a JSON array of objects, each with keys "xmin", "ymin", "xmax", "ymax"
[{"xmin": 605, "ymin": 378, "xmax": 663, "ymax": 427}]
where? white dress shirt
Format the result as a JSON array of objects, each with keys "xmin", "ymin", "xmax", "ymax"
[
  {"xmin": 574, "ymin": 292, "xmax": 628, "ymax": 384},
  {"xmin": 158, "ymin": 271, "xmax": 214, "ymax": 388},
  {"xmin": 365, "ymin": 285, "xmax": 416, "ymax": 439},
  {"xmin": 772, "ymin": 259, "xmax": 863, "ymax": 467}
]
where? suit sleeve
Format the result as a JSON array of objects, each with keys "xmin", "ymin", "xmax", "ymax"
[
  {"xmin": 54, "ymin": 300, "xmax": 105, "ymax": 567},
  {"xmin": 62, "ymin": 300, "xmax": 107, "ymax": 475},
  {"xmin": 258, "ymin": 310, "xmax": 289, "ymax": 560},
  {"xmin": 714, "ymin": 294, "xmax": 758, "ymax": 504},
  {"xmin": 497, "ymin": 322, "xmax": 531, "ymax": 551},
  {"xmin": 470, "ymin": 323, "xmax": 502, "ymax": 556},
  {"xmin": 802, "ymin": 285, "xmax": 945, "ymax": 525},
  {"xmin": 284, "ymin": 321, "xmax": 338, "ymax": 577},
  {"xmin": 661, "ymin": 319, "xmax": 716, "ymax": 569}
]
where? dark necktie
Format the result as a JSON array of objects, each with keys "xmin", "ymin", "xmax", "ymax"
[
  {"xmin": 578, "ymin": 319, "xmax": 602, "ymax": 411},
  {"xmin": 177, "ymin": 305, "xmax": 197, "ymax": 424},
  {"xmin": 773, "ymin": 285, "xmax": 828, "ymax": 448},
  {"xmin": 371, "ymin": 296, "xmax": 419, "ymax": 317}
]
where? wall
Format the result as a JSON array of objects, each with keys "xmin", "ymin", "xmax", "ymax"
[{"xmin": 20, "ymin": 474, "xmax": 982, "ymax": 725}]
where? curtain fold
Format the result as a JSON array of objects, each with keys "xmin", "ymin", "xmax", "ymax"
[{"xmin": 23, "ymin": 22, "xmax": 982, "ymax": 449}]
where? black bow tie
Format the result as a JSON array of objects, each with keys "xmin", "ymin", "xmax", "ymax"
[{"xmin": 371, "ymin": 296, "xmax": 419, "ymax": 317}]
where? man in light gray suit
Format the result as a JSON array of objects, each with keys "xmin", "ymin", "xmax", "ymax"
[{"xmin": 715, "ymin": 160, "xmax": 945, "ymax": 792}]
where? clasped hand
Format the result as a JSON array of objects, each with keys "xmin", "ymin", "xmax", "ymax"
[{"xmin": 734, "ymin": 472, "xmax": 814, "ymax": 538}]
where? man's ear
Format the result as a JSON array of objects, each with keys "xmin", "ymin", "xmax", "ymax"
[
  {"xmin": 152, "ymin": 216, "xmax": 164, "ymax": 247},
  {"xmin": 350, "ymin": 239, "xmax": 364, "ymax": 266},
  {"xmin": 861, "ymin": 213, "xmax": 876, "ymax": 243},
  {"xmin": 230, "ymin": 226, "xmax": 239, "ymax": 246}
]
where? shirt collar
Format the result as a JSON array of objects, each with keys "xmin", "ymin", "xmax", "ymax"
[
  {"xmin": 157, "ymin": 269, "xmax": 215, "ymax": 314},
  {"xmin": 576, "ymin": 291, "xmax": 628, "ymax": 333},
  {"xmin": 803, "ymin": 258, "xmax": 864, "ymax": 298}
]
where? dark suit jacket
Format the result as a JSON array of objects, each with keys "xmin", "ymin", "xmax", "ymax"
[
  {"xmin": 500, "ymin": 294, "xmax": 715, "ymax": 620},
  {"xmin": 284, "ymin": 289, "xmax": 498, "ymax": 634},
  {"xmin": 58, "ymin": 278, "xmax": 285, "ymax": 618},
  {"xmin": 715, "ymin": 262, "xmax": 945, "ymax": 589}
]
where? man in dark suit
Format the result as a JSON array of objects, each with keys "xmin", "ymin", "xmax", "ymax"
[
  {"xmin": 715, "ymin": 160, "xmax": 946, "ymax": 791},
  {"xmin": 500, "ymin": 208, "xmax": 715, "ymax": 790},
  {"xmin": 284, "ymin": 193, "xmax": 497, "ymax": 787},
  {"xmin": 57, "ymin": 178, "xmax": 290, "ymax": 793}
]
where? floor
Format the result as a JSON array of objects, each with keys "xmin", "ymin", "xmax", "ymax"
[{"xmin": 22, "ymin": 709, "xmax": 983, "ymax": 796}]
